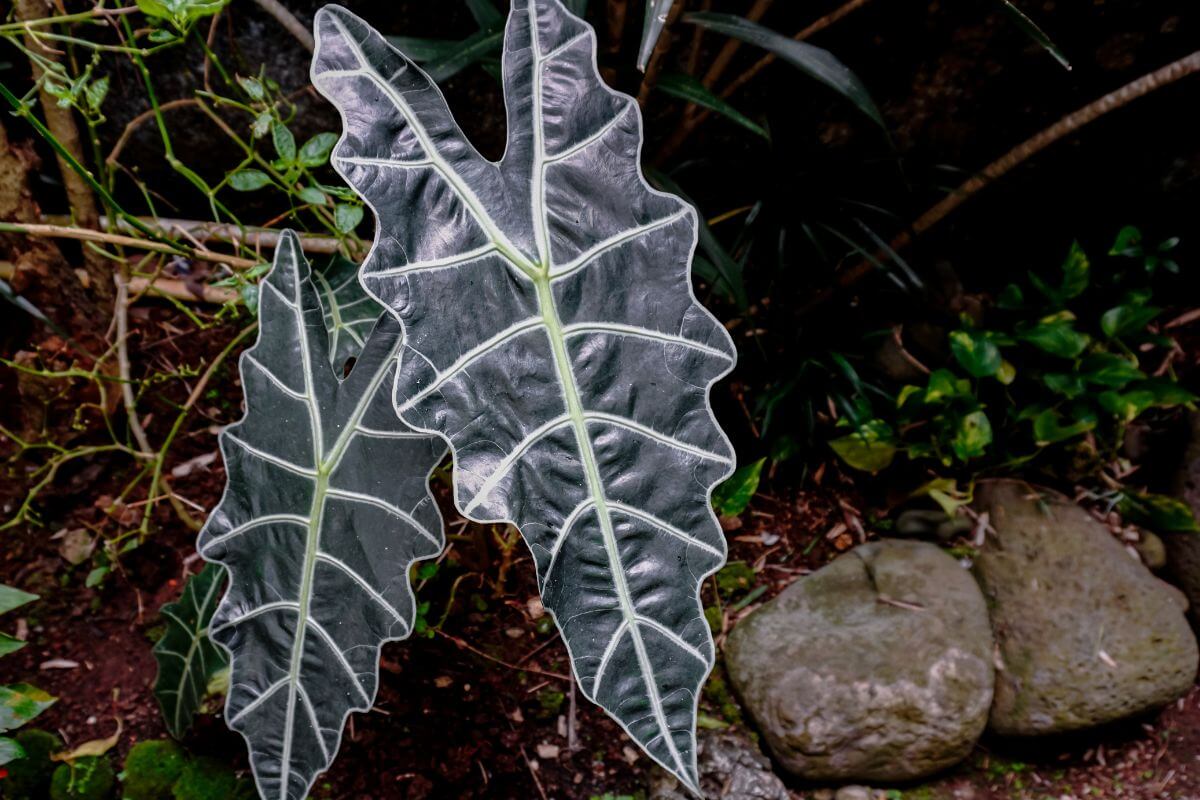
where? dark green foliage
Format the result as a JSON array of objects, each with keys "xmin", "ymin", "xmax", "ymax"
[
  {"xmin": 1, "ymin": 729, "xmax": 62, "ymax": 800},
  {"xmin": 121, "ymin": 740, "xmax": 187, "ymax": 800},
  {"xmin": 170, "ymin": 758, "xmax": 252, "ymax": 800},
  {"xmin": 827, "ymin": 232, "xmax": 1195, "ymax": 475},
  {"xmin": 48, "ymin": 756, "xmax": 114, "ymax": 800}
]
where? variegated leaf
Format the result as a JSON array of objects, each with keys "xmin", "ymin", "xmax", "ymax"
[
  {"xmin": 312, "ymin": 3, "xmax": 735, "ymax": 790},
  {"xmin": 199, "ymin": 232, "xmax": 446, "ymax": 800}
]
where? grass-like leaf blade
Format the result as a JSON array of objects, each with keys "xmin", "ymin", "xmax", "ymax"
[{"xmin": 684, "ymin": 11, "xmax": 884, "ymax": 128}]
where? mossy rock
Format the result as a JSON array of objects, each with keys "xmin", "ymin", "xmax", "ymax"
[
  {"xmin": 170, "ymin": 757, "xmax": 253, "ymax": 800},
  {"xmin": 974, "ymin": 480, "xmax": 1199, "ymax": 735},
  {"xmin": 2, "ymin": 729, "xmax": 63, "ymax": 800},
  {"xmin": 121, "ymin": 740, "xmax": 187, "ymax": 800},
  {"xmin": 49, "ymin": 756, "xmax": 115, "ymax": 800}
]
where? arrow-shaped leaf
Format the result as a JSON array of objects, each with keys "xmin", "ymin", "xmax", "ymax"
[
  {"xmin": 198, "ymin": 233, "xmax": 446, "ymax": 800},
  {"xmin": 152, "ymin": 563, "xmax": 229, "ymax": 739},
  {"xmin": 313, "ymin": 3, "xmax": 735, "ymax": 790}
]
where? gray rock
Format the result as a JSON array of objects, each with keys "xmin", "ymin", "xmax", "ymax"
[
  {"xmin": 973, "ymin": 480, "xmax": 1199, "ymax": 736},
  {"xmin": 1169, "ymin": 411, "xmax": 1200, "ymax": 620},
  {"xmin": 725, "ymin": 540, "xmax": 993, "ymax": 782},
  {"xmin": 648, "ymin": 729, "xmax": 791, "ymax": 800},
  {"xmin": 833, "ymin": 787, "xmax": 873, "ymax": 800}
]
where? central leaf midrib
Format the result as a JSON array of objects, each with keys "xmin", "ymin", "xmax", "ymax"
[
  {"xmin": 275, "ymin": 272, "xmax": 401, "ymax": 799},
  {"xmin": 523, "ymin": 2, "xmax": 688, "ymax": 782}
]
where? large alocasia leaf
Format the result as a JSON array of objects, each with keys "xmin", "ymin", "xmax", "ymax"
[
  {"xmin": 153, "ymin": 562, "xmax": 228, "ymax": 738},
  {"xmin": 312, "ymin": 2, "xmax": 736, "ymax": 789},
  {"xmin": 198, "ymin": 232, "xmax": 445, "ymax": 800}
]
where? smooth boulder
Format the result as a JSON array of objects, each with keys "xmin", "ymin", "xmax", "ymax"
[
  {"xmin": 725, "ymin": 539, "xmax": 994, "ymax": 782},
  {"xmin": 973, "ymin": 480, "xmax": 1199, "ymax": 736}
]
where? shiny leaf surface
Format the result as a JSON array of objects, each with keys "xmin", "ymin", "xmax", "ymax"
[
  {"xmin": 199, "ymin": 233, "xmax": 446, "ymax": 800},
  {"xmin": 313, "ymin": 3, "xmax": 735, "ymax": 789},
  {"xmin": 153, "ymin": 563, "xmax": 228, "ymax": 738}
]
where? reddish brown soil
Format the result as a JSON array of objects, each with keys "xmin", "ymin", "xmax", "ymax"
[{"xmin": 5, "ymin": 402, "xmax": 1200, "ymax": 800}]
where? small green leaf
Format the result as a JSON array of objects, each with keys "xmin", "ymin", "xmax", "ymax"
[
  {"xmin": 1059, "ymin": 241, "xmax": 1090, "ymax": 299},
  {"xmin": 712, "ymin": 458, "xmax": 765, "ymax": 517},
  {"xmin": 1043, "ymin": 372, "xmax": 1085, "ymax": 398},
  {"xmin": 334, "ymin": 203, "xmax": 364, "ymax": 233},
  {"xmin": 829, "ymin": 419, "xmax": 897, "ymax": 474},
  {"xmin": 271, "ymin": 121, "xmax": 296, "ymax": 163},
  {"xmin": 251, "ymin": 111, "xmax": 271, "ymax": 139},
  {"xmin": 1101, "ymin": 303, "xmax": 1160, "ymax": 339},
  {"xmin": 0, "ymin": 633, "xmax": 26, "ymax": 657},
  {"xmin": 952, "ymin": 410, "xmax": 992, "ymax": 461},
  {"xmin": 0, "ymin": 585, "xmax": 37, "ymax": 616},
  {"xmin": 1109, "ymin": 225, "xmax": 1142, "ymax": 257},
  {"xmin": 238, "ymin": 76, "xmax": 265, "ymax": 101},
  {"xmin": 996, "ymin": 359, "xmax": 1017, "ymax": 385},
  {"xmin": 949, "ymin": 329, "xmax": 1001, "ymax": 378},
  {"xmin": 0, "ymin": 735, "xmax": 23, "ymax": 766},
  {"xmin": 924, "ymin": 369, "xmax": 970, "ymax": 404},
  {"xmin": 715, "ymin": 561, "xmax": 756, "ymax": 596},
  {"xmin": 996, "ymin": 283, "xmax": 1024, "ymax": 310},
  {"xmin": 84, "ymin": 567, "xmax": 109, "ymax": 589},
  {"xmin": 297, "ymin": 186, "xmax": 328, "ymax": 205},
  {"xmin": 1080, "ymin": 353, "xmax": 1144, "ymax": 388},
  {"xmin": 896, "ymin": 384, "xmax": 922, "ymax": 408},
  {"xmin": 240, "ymin": 284, "xmax": 258, "ymax": 313},
  {"xmin": 0, "ymin": 684, "xmax": 55, "ymax": 733},
  {"xmin": 298, "ymin": 132, "xmax": 338, "ymax": 167},
  {"xmin": 1119, "ymin": 492, "xmax": 1200, "ymax": 534},
  {"xmin": 228, "ymin": 170, "xmax": 272, "ymax": 192},
  {"xmin": 85, "ymin": 76, "xmax": 110, "ymax": 112},
  {"xmin": 1032, "ymin": 408, "xmax": 1096, "ymax": 445},
  {"xmin": 1017, "ymin": 314, "xmax": 1090, "ymax": 358}
]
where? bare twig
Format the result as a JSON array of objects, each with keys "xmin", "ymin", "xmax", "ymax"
[
  {"xmin": 113, "ymin": 274, "xmax": 154, "ymax": 458},
  {"xmin": 252, "ymin": 0, "xmax": 314, "ymax": 52},
  {"xmin": 0, "ymin": 221, "xmax": 261, "ymax": 269},
  {"xmin": 42, "ymin": 215, "xmax": 342, "ymax": 254},
  {"xmin": 106, "ymin": 98, "xmax": 198, "ymax": 166},
  {"xmin": 435, "ymin": 630, "xmax": 571, "ymax": 682},
  {"xmin": 807, "ymin": 50, "xmax": 1200, "ymax": 312}
]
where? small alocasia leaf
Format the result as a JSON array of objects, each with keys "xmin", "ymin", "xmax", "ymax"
[
  {"xmin": 312, "ymin": 254, "xmax": 385, "ymax": 373},
  {"xmin": 152, "ymin": 563, "xmax": 229, "ymax": 739},
  {"xmin": 198, "ymin": 232, "xmax": 445, "ymax": 800},
  {"xmin": 313, "ymin": 4, "xmax": 736, "ymax": 790}
]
